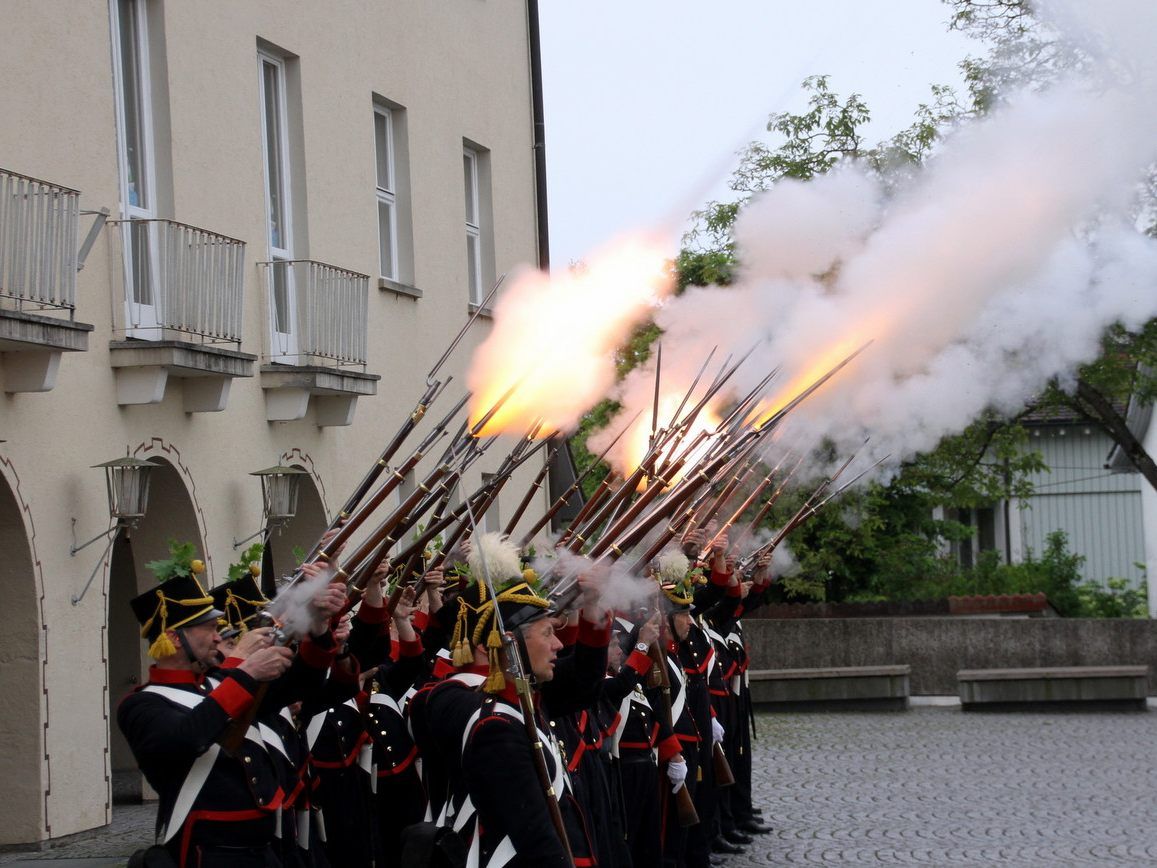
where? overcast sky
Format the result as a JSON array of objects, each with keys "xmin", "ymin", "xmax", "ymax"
[{"xmin": 538, "ymin": 1, "xmax": 977, "ymax": 268}]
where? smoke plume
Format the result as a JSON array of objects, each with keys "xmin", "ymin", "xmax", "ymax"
[{"xmin": 594, "ymin": 0, "xmax": 1157, "ymax": 478}]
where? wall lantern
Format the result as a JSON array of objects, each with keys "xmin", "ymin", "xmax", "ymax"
[
  {"xmin": 233, "ymin": 464, "xmax": 309, "ymax": 548},
  {"xmin": 70, "ymin": 454, "xmax": 158, "ymax": 605}
]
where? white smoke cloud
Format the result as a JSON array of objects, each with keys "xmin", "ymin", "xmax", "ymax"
[
  {"xmin": 596, "ymin": 0, "xmax": 1157, "ymax": 479},
  {"xmin": 268, "ymin": 565, "xmax": 334, "ymax": 641}
]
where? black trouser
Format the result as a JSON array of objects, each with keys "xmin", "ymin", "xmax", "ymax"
[
  {"xmin": 618, "ymin": 753, "xmax": 661, "ymax": 868},
  {"xmin": 730, "ymin": 684, "xmax": 756, "ymax": 824}
]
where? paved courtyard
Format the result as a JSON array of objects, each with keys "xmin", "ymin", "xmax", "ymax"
[
  {"xmin": 733, "ymin": 707, "xmax": 1157, "ymax": 866},
  {"xmin": 3, "ymin": 707, "xmax": 1156, "ymax": 866}
]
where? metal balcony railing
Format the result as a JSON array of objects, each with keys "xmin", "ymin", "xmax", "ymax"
[
  {"xmin": 111, "ymin": 218, "xmax": 246, "ymax": 345},
  {"xmin": 258, "ymin": 259, "xmax": 369, "ymax": 367},
  {"xmin": 0, "ymin": 168, "xmax": 79, "ymax": 313}
]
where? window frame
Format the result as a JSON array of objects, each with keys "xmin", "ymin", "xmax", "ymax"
[
  {"xmin": 257, "ymin": 48, "xmax": 298, "ymax": 361},
  {"xmin": 109, "ymin": 0, "xmax": 161, "ymax": 336},
  {"xmin": 463, "ymin": 146, "xmax": 483, "ymax": 306},
  {"xmin": 374, "ymin": 105, "xmax": 399, "ymax": 282}
]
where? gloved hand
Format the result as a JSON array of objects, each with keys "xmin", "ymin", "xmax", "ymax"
[
  {"xmin": 666, "ymin": 758, "xmax": 688, "ymax": 792},
  {"xmin": 711, "ymin": 717, "xmax": 725, "ymax": 745}
]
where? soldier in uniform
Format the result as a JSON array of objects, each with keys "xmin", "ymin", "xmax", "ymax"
[
  {"xmin": 412, "ymin": 533, "xmax": 610, "ymax": 867},
  {"xmin": 120, "ymin": 570, "xmax": 292, "ymax": 867}
]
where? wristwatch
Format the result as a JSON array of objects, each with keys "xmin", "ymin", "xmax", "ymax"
[{"xmin": 635, "ymin": 642, "xmax": 649, "ymax": 654}]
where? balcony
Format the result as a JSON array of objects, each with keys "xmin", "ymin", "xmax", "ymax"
[
  {"xmin": 0, "ymin": 168, "xmax": 94, "ymax": 392},
  {"xmin": 108, "ymin": 218, "xmax": 255, "ymax": 411},
  {"xmin": 257, "ymin": 259, "xmax": 378, "ymax": 426}
]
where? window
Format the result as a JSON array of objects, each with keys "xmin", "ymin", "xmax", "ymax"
[
  {"xmin": 463, "ymin": 147, "xmax": 483, "ymax": 305},
  {"xmin": 111, "ymin": 0, "xmax": 160, "ymax": 335},
  {"xmin": 373, "ymin": 98, "xmax": 415, "ymax": 293},
  {"xmin": 258, "ymin": 49, "xmax": 297, "ymax": 360},
  {"xmin": 462, "ymin": 142, "xmax": 494, "ymax": 308},
  {"xmin": 374, "ymin": 106, "xmax": 398, "ymax": 281}
]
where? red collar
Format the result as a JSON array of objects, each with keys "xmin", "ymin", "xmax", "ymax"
[{"xmin": 147, "ymin": 666, "xmax": 204, "ymax": 686}]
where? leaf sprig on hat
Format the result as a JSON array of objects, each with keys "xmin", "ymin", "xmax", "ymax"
[
  {"xmin": 226, "ymin": 542, "xmax": 264, "ymax": 582},
  {"xmin": 145, "ymin": 539, "xmax": 203, "ymax": 583}
]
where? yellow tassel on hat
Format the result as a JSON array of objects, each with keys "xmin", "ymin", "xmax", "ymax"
[
  {"xmin": 483, "ymin": 622, "xmax": 506, "ymax": 693},
  {"xmin": 148, "ymin": 631, "xmax": 177, "ymax": 660},
  {"xmin": 451, "ymin": 600, "xmax": 475, "ymax": 667}
]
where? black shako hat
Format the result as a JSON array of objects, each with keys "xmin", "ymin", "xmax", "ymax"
[
  {"xmin": 130, "ymin": 573, "xmax": 221, "ymax": 659},
  {"xmin": 211, "ymin": 574, "xmax": 270, "ymax": 637}
]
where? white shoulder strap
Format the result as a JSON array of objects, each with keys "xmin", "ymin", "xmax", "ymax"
[
  {"xmin": 667, "ymin": 656, "xmax": 687, "ymax": 726},
  {"xmin": 610, "ymin": 692, "xmax": 633, "ymax": 759},
  {"xmin": 305, "ymin": 710, "xmax": 328, "ymax": 750},
  {"xmin": 369, "ymin": 691, "xmax": 403, "ymax": 716},
  {"xmin": 141, "ymin": 684, "xmax": 207, "ymax": 710}
]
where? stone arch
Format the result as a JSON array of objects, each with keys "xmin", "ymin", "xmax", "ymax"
[
  {"xmin": 0, "ymin": 459, "xmax": 47, "ymax": 843},
  {"xmin": 105, "ymin": 453, "xmax": 203, "ymax": 803}
]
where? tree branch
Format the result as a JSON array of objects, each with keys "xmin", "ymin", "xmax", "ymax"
[{"xmin": 1073, "ymin": 379, "xmax": 1157, "ymax": 493}]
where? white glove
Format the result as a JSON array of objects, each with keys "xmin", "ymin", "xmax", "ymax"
[
  {"xmin": 711, "ymin": 717, "xmax": 725, "ymax": 745},
  {"xmin": 666, "ymin": 758, "xmax": 688, "ymax": 792}
]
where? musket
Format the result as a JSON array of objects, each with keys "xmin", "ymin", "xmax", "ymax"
[
  {"xmin": 551, "ymin": 471, "xmax": 618, "ymax": 549},
  {"xmin": 503, "ymin": 445, "xmax": 557, "ymax": 537},
  {"xmin": 739, "ymin": 453, "xmax": 887, "ymax": 573},
  {"xmin": 462, "ymin": 494, "xmax": 575, "ymax": 865},
  {"xmin": 338, "ymin": 378, "xmax": 447, "ymax": 524},
  {"xmin": 331, "ymin": 420, "xmax": 494, "ymax": 602},
  {"xmin": 732, "ymin": 452, "xmax": 806, "ymax": 553},
  {"xmin": 567, "ymin": 404, "xmax": 697, "ymax": 553},
  {"xmin": 699, "ymin": 452, "xmax": 794, "ymax": 559},
  {"xmin": 529, "ymin": 410, "xmax": 640, "ymax": 547},
  {"xmin": 587, "ymin": 428, "xmax": 712, "ymax": 560},
  {"xmin": 311, "ymin": 395, "xmax": 468, "ymax": 567},
  {"xmin": 424, "ymin": 273, "xmax": 505, "ymax": 387},
  {"xmin": 754, "ymin": 341, "xmax": 872, "ymax": 432},
  {"xmin": 649, "ymin": 342, "xmax": 663, "ymax": 450}
]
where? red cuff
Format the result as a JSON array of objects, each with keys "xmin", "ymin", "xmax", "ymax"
[
  {"xmin": 710, "ymin": 567, "xmax": 733, "ymax": 587},
  {"xmin": 577, "ymin": 614, "xmax": 612, "ymax": 647},
  {"xmin": 726, "ymin": 581, "xmax": 742, "ymax": 598},
  {"xmin": 398, "ymin": 638, "xmax": 424, "ymax": 658},
  {"xmin": 298, "ymin": 635, "xmax": 338, "ymax": 669},
  {"xmin": 209, "ymin": 676, "xmax": 254, "ymax": 719},
  {"xmin": 412, "ymin": 611, "xmax": 430, "ymax": 632},
  {"xmin": 657, "ymin": 734, "xmax": 682, "ymax": 764},
  {"xmin": 220, "ymin": 656, "xmax": 243, "ymax": 669},
  {"xmin": 625, "ymin": 649, "xmax": 652, "ymax": 677},
  {"xmin": 557, "ymin": 622, "xmax": 579, "ymax": 647},
  {"xmin": 356, "ymin": 601, "xmax": 390, "ymax": 625}
]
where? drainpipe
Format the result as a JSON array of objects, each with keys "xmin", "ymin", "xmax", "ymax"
[{"xmin": 527, "ymin": 0, "xmax": 550, "ymax": 272}]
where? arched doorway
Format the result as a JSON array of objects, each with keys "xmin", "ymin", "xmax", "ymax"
[
  {"xmin": 107, "ymin": 456, "xmax": 203, "ymax": 803},
  {"xmin": 266, "ymin": 469, "xmax": 327, "ymax": 590},
  {"xmin": 0, "ymin": 471, "xmax": 45, "ymax": 843}
]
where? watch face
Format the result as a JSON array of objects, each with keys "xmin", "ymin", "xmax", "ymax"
[{"xmin": 636, "ymin": 642, "xmax": 649, "ymax": 653}]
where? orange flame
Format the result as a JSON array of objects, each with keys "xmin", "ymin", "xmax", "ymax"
[
  {"xmin": 467, "ymin": 233, "xmax": 674, "ymax": 436},
  {"xmin": 619, "ymin": 394, "xmax": 722, "ymax": 488},
  {"xmin": 750, "ymin": 308, "xmax": 887, "ymax": 428}
]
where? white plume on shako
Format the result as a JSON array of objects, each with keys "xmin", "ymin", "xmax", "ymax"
[{"xmin": 467, "ymin": 532, "xmax": 525, "ymax": 583}]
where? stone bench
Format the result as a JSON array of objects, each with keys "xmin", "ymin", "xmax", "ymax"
[
  {"xmin": 957, "ymin": 666, "xmax": 1149, "ymax": 710},
  {"xmin": 748, "ymin": 665, "xmax": 911, "ymax": 710}
]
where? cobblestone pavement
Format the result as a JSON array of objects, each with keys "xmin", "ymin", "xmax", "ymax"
[
  {"xmin": 725, "ymin": 708, "xmax": 1157, "ymax": 866},
  {"xmin": 4, "ymin": 708, "xmax": 1157, "ymax": 865}
]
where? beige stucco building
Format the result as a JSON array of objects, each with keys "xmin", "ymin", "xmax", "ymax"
[{"xmin": 0, "ymin": 0, "xmax": 551, "ymax": 843}]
